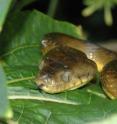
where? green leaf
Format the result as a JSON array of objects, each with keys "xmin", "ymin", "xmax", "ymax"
[
  {"xmin": 0, "ymin": 10, "xmax": 117, "ymax": 124},
  {"xmin": 0, "ymin": 64, "xmax": 12, "ymax": 118},
  {"xmin": 0, "ymin": 0, "xmax": 12, "ymax": 32}
]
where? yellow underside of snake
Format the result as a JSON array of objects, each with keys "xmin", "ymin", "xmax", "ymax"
[{"xmin": 35, "ymin": 32, "xmax": 117, "ymax": 99}]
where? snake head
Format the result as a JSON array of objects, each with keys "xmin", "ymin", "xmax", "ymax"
[
  {"xmin": 36, "ymin": 46, "xmax": 97, "ymax": 93},
  {"xmin": 36, "ymin": 68, "xmax": 73, "ymax": 93}
]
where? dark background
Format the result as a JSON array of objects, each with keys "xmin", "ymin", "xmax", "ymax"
[{"xmin": 23, "ymin": 0, "xmax": 117, "ymax": 41}]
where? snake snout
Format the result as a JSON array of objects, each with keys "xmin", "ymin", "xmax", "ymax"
[
  {"xmin": 38, "ymin": 83, "xmax": 45, "ymax": 89},
  {"xmin": 36, "ymin": 74, "xmax": 51, "ymax": 88}
]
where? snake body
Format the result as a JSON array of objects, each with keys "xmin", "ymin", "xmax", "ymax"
[{"xmin": 36, "ymin": 32, "xmax": 117, "ymax": 99}]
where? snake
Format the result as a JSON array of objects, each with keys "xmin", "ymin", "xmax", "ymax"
[{"xmin": 35, "ymin": 32, "xmax": 117, "ymax": 99}]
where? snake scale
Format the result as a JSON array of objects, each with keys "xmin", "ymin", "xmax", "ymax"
[{"xmin": 35, "ymin": 32, "xmax": 117, "ymax": 99}]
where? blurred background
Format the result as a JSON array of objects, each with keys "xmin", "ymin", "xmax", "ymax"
[
  {"xmin": 21, "ymin": 0, "xmax": 117, "ymax": 40},
  {"xmin": 13, "ymin": 0, "xmax": 117, "ymax": 51}
]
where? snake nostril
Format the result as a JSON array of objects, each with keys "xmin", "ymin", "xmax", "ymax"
[{"xmin": 38, "ymin": 83, "xmax": 45, "ymax": 89}]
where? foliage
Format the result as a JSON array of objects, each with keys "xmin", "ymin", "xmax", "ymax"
[
  {"xmin": 0, "ymin": 0, "xmax": 117, "ymax": 124},
  {"xmin": 0, "ymin": 64, "xmax": 12, "ymax": 119},
  {"xmin": 82, "ymin": 0, "xmax": 117, "ymax": 26},
  {"xmin": 0, "ymin": 0, "xmax": 12, "ymax": 32}
]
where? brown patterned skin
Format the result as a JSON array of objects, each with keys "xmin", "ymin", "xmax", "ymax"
[
  {"xmin": 36, "ymin": 32, "xmax": 117, "ymax": 99},
  {"xmin": 101, "ymin": 60, "xmax": 117, "ymax": 99},
  {"xmin": 36, "ymin": 46, "xmax": 97, "ymax": 93},
  {"xmin": 41, "ymin": 33, "xmax": 117, "ymax": 71}
]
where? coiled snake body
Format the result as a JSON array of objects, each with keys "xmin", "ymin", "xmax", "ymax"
[{"xmin": 36, "ymin": 33, "xmax": 117, "ymax": 99}]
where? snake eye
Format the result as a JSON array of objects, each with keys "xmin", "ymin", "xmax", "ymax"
[{"xmin": 61, "ymin": 71, "xmax": 71, "ymax": 82}]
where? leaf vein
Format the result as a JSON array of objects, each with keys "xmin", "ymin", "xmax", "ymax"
[
  {"xmin": 8, "ymin": 95, "xmax": 79, "ymax": 105},
  {"xmin": 7, "ymin": 76, "xmax": 35, "ymax": 84},
  {"xmin": 1, "ymin": 44, "xmax": 40, "ymax": 58}
]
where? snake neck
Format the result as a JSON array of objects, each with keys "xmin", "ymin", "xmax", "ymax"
[{"xmin": 42, "ymin": 33, "xmax": 117, "ymax": 72}]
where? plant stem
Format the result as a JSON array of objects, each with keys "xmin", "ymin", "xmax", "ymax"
[{"xmin": 47, "ymin": 0, "xmax": 58, "ymax": 17}]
